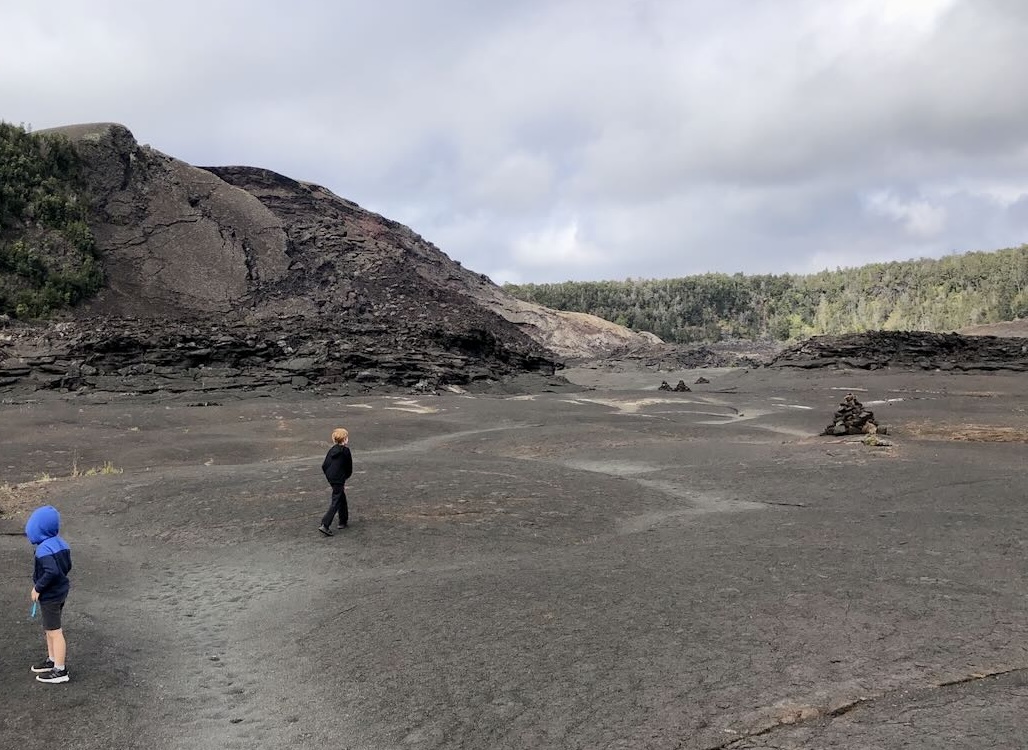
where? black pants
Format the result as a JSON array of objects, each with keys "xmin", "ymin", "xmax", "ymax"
[{"xmin": 321, "ymin": 483, "xmax": 348, "ymax": 528}]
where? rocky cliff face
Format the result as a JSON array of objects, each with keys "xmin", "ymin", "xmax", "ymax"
[
  {"xmin": 200, "ymin": 164, "xmax": 660, "ymax": 361},
  {"xmin": 0, "ymin": 123, "xmax": 659, "ymax": 395},
  {"xmin": 49, "ymin": 124, "xmax": 291, "ymax": 317}
]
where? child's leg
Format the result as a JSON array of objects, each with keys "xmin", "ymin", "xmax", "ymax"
[
  {"xmin": 45, "ymin": 629, "xmax": 66, "ymax": 666},
  {"xmin": 49, "ymin": 629, "xmax": 66, "ymax": 667},
  {"xmin": 321, "ymin": 486, "xmax": 341, "ymax": 528}
]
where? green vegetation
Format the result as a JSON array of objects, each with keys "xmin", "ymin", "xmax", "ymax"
[
  {"xmin": 0, "ymin": 122, "xmax": 102, "ymax": 318},
  {"xmin": 505, "ymin": 247, "xmax": 1028, "ymax": 343}
]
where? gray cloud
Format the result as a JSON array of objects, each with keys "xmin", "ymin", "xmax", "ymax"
[{"xmin": 3, "ymin": 0, "xmax": 1027, "ymax": 284}]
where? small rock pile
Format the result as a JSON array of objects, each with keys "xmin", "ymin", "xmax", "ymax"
[
  {"xmin": 410, "ymin": 379, "xmax": 438, "ymax": 395},
  {"xmin": 658, "ymin": 380, "xmax": 691, "ymax": 392},
  {"xmin": 823, "ymin": 393, "xmax": 887, "ymax": 436}
]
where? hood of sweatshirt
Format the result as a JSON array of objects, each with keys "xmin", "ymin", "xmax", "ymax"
[{"xmin": 25, "ymin": 505, "xmax": 61, "ymax": 545}]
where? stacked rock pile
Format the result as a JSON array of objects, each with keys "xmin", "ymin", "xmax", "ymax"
[
  {"xmin": 823, "ymin": 393, "xmax": 887, "ymax": 436},
  {"xmin": 658, "ymin": 380, "xmax": 691, "ymax": 392}
]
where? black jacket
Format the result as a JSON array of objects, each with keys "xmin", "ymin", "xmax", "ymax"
[{"xmin": 322, "ymin": 444, "xmax": 353, "ymax": 485}]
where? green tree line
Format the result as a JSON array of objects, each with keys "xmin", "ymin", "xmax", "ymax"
[
  {"xmin": 505, "ymin": 247, "xmax": 1028, "ymax": 343},
  {"xmin": 0, "ymin": 121, "xmax": 102, "ymax": 318}
]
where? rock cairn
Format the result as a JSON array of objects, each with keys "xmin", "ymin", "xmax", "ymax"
[
  {"xmin": 823, "ymin": 393, "xmax": 887, "ymax": 436},
  {"xmin": 658, "ymin": 380, "xmax": 691, "ymax": 392}
]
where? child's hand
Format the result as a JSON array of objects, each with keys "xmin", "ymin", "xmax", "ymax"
[{"xmin": 30, "ymin": 588, "xmax": 39, "ymax": 602}]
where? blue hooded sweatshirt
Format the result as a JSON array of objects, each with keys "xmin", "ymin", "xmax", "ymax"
[{"xmin": 26, "ymin": 505, "xmax": 72, "ymax": 603}]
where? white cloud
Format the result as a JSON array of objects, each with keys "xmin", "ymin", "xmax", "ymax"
[
  {"xmin": 513, "ymin": 219, "xmax": 600, "ymax": 270},
  {"xmin": 865, "ymin": 191, "xmax": 948, "ymax": 237},
  {"xmin": 487, "ymin": 267, "xmax": 524, "ymax": 286},
  {"xmin": 468, "ymin": 152, "xmax": 556, "ymax": 213}
]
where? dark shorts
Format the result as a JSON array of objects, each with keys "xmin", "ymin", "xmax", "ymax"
[{"xmin": 40, "ymin": 599, "xmax": 65, "ymax": 631}]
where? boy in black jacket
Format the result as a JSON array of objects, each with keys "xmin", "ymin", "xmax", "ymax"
[
  {"xmin": 319, "ymin": 428, "xmax": 353, "ymax": 536},
  {"xmin": 25, "ymin": 505, "xmax": 72, "ymax": 684}
]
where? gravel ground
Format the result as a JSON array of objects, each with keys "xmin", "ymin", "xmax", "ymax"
[{"xmin": 1, "ymin": 365, "xmax": 1026, "ymax": 749}]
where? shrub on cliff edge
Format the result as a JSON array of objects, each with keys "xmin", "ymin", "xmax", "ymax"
[{"xmin": 0, "ymin": 122, "xmax": 102, "ymax": 318}]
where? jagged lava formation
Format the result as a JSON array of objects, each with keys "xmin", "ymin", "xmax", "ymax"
[
  {"xmin": 0, "ymin": 123, "xmax": 658, "ymax": 394},
  {"xmin": 770, "ymin": 331, "xmax": 1028, "ymax": 372}
]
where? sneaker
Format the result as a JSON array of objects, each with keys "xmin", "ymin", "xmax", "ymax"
[
  {"xmin": 36, "ymin": 667, "xmax": 69, "ymax": 684},
  {"xmin": 318, "ymin": 524, "xmax": 333, "ymax": 536},
  {"xmin": 338, "ymin": 523, "xmax": 347, "ymax": 530},
  {"xmin": 30, "ymin": 658, "xmax": 54, "ymax": 674}
]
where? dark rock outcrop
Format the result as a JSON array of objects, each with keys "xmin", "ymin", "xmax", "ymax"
[
  {"xmin": 615, "ymin": 340, "xmax": 777, "ymax": 370},
  {"xmin": 45, "ymin": 123, "xmax": 657, "ymax": 361},
  {"xmin": 0, "ymin": 316, "xmax": 556, "ymax": 395},
  {"xmin": 1, "ymin": 122, "xmax": 664, "ymax": 394},
  {"xmin": 200, "ymin": 165, "xmax": 660, "ymax": 360},
  {"xmin": 771, "ymin": 331, "xmax": 1028, "ymax": 372},
  {"xmin": 50, "ymin": 124, "xmax": 290, "ymax": 317}
]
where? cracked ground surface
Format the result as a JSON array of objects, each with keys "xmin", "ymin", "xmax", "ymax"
[{"xmin": 1, "ymin": 366, "xmax": 1026, "ymax": 749}]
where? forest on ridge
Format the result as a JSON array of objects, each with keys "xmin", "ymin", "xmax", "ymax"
[
  {"xmin": 504, "ymin": 247, "xmax": 1028, "ymax": 343},
  {"xmin": 0, "ymin": 122, "xmax": 101, "ymax": 318}
]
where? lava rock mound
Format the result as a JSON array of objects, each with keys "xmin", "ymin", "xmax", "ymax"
[{"xmin": 771, "ymin": 331, "xmax": 1028, "ymax": 372}]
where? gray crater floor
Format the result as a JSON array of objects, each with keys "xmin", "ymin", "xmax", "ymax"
[{"xmin": 2, "ymin": 365, "xmax": 1027, "ymax": 749}]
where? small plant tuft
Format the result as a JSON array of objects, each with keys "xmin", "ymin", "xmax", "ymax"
[{"xmin": 84, "ymin": 460, "xmax": 123, "ymax": 476}]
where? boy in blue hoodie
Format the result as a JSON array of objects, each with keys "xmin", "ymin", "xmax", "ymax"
[{"xmin": 25, "ymin": 505, "xmax": 72, "ymax": 684}]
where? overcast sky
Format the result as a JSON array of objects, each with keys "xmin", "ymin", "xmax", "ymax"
[{"xmin": 3, "ymin": 0, "xmax": 1027, "ymax": 284}]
